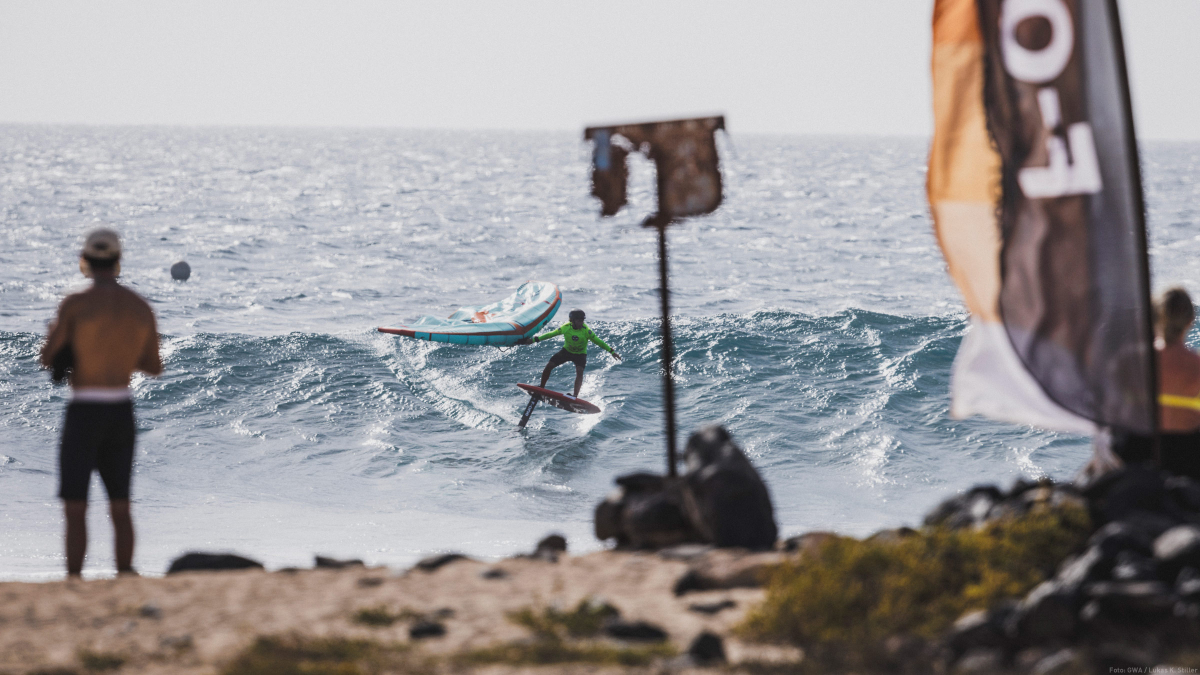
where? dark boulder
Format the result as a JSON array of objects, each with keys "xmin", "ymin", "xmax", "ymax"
[
  {"xmin": 622, "ymin": 478, "xmax": 701, "ymax": 549},
  {"xmin": 924, "ymin": 485, "xmax": 1003, "ymax": 530},
  {"xmin": 167, "ymin": 552, "xmax": 263, "ymax": 574},
  {"xmin": 531, "ymin": 534, "xmax": 567, "ymax": 562},
  {"xmin": 409, "ymin": 621, "xmax": 446, "ymax": 639},
  {"xmin": 1055, "ymin": 546, "xmax": 1109, "ymax": 591},
  {"xmin": 1108, "ymin": 550, "xmax": 1160, "ymax": 582},
  {"xmin": 1082, "ymin": 465, "xmax": 1168, "ymax": 524},
  {"xmin": 946, "ymin": 604, "xmax": 1014, "ymax": 656},
  {"xmin": 680, "ymin": 426, "xmax": 777, "ymax": 549},
  {"xmin": 1084, "ymin": 581, "xmax": 1175, "ymax": 618},
  {"xmin": 415, "ymin": 553, "xmax": 468, "ymax": 572},
  {"xmin": 688, "ymin": 599, "xmax": 736, "ymax": 615},
  {"xmin": 1153, "ymin": 525, "xmax": 1200, "ymax": 577},
  {"xmin": 314, "ymin": 556, "xmax": 363, "ymax": 569},
  {"xmin": 687, "ymin": 631, "xmax": 726, "ymax": 665},
  {"xmin": 1006, "ymin": 580, "xmax": 1078, "ymax": 644},
  {"xmin": 604, "ymin": 619, "xmax": 667, "ymax": 642}
]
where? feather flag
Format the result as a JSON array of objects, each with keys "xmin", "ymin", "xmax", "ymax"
[{"xmin": 928, "ymin": 0, "xmax": 1156, "ymax": 436}]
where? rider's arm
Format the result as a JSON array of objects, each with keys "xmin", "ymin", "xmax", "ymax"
[
  {"xmin": 533, "ymin": 326, "xmax": 564, "ymax": 343},
  {"xmin": 588, "ymin": 330, "xmax": 614, "ymax": 353}
]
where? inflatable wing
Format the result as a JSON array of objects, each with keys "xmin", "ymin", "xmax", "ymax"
[{"xmin": 378, "ymin": 281, "xmax": 561, "ymax": 346}]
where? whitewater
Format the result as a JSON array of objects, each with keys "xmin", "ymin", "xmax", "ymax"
[{"xmin": 3, "ymin": 126, "xmax": 1199, "ymax": 580}]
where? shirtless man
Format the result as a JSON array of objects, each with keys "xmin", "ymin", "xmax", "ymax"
[
  {"xmin": 40, "ymin": 229, "xmax": 162, "ymax": 578},
  {"xmin": 1155, "ymin": 287, "xmax": 1200, "ymax": 481}
]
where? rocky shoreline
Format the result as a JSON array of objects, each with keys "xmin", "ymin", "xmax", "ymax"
[{"xmin": 7, "ymin": 429, "xmax": 1200, "ymax": 674}]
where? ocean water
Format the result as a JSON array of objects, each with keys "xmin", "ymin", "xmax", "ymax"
[{"xmin": 3, "ymin": 126, "xmax": 1199, "ymax": 580}]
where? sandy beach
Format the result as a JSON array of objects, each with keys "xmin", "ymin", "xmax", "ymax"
[{"xmin": 0, "ymin": 547, "xmax": 798, "ymax": 674}]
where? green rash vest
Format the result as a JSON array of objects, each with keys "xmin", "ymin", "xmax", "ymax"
[{"xmin": 534, "ymin": 322, "xmax": 613, "ymax": 355}]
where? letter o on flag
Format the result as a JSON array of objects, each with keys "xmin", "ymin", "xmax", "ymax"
[{"xmin": 1000, "ymin": 0, "xmax": 1074, "ymax": 84}]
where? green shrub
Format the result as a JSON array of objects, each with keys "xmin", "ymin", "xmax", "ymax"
[
  {"xmin": 740, "ymin": 504, "xmax": 1091, "ymax": 651},
  {"xmin": 77, "ymin": 649, "xmax": 125, "ymax": 672},
  {"xmin": 458, "ymin": 601, "xmax": 674, "ymax": 666},
  {"xmin": 458, "ymin": 639, "xmax": 674, "ymax": 667},
  {"xmin": 507, "ymin": 598, "xmax": 619, "ymax": 638},
  {"xmin": 349, "ymin": 606, "xmax": 422, "ymax": 628},
  {"xmin": 218, "ymin": 635, "xmax": 415, "ymax": 675}
]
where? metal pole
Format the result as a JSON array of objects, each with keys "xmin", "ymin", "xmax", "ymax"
[{"xmin": 656, "ymin": 224, "xmax": 679, "ymax": 476}]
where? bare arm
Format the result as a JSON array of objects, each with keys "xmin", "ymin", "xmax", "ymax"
[
  {"xmin": 137, "ymin": 312, "xmax": 163, "ymax": 376},
  {"xmin": 39, "ymin": 301, "xmax": 73, "ymax": 369}
]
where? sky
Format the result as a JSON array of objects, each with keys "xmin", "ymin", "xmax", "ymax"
[{"xmin": 1, "ymin": 0, "xmax": 1198, "ymax": 139}]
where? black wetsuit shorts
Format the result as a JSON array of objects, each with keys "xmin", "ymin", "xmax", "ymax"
[
  {"xmin": 548, "ymin": 348, "xmax": 586, "ymax": 369},
  {"xmin": 59, "ymin": 401, "xmax": 136, "ymax": 501}
]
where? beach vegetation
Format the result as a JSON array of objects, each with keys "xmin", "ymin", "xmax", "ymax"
[
  {"xmin": 349, "ymin": 605, "xmax": 421, "ymax": 628},
  {"xmin": 740, "ymin": 504, "xmax": 1091, "ymax": 664},
  {"xmin": 456, "ymin": 601, "xmax": 673, "ymax": 667},
  {"xmin": 76, "ymin": 649, "xmax": 125, "ymax": 672},
  {"xmin": 508, "ymin": 598, "xmax": 620, "ymax": 638},
  {"xmin": 218, "ymin": 635, "xmax": 419, "ymax": 675}
]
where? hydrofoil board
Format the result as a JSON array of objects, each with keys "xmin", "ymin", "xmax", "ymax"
[{"xmin": 516, "ymin": 384, "xmax": 600, "ymax": 428}]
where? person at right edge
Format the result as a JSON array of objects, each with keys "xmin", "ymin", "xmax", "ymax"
[
  {"xmin": 517, "ymin": 309, "xmax": 620, "ymax": 397},
  {"xmin": 40, "ymin": 229, "xmax": 162, "ymax": 578},
  {"xmin": 1155, "ymin": 287, "xmax": 1200, "ymax": 481}
]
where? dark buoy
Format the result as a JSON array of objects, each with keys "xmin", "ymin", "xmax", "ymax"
[{"xmin": 170, "ymin": 261, "xmax": 191, "ymax": 281}]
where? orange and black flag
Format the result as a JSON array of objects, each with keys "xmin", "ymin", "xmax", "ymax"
[{"xmin": 928, "ymin": 0, "xmax": 1155, "ymax": 437}]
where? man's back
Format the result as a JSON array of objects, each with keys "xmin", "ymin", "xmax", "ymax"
[{"xmin": 41, "ymin": 279, "xmax": 162, "ymax": 387}]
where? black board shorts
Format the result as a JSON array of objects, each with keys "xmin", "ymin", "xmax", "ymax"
[
  {"xmin": 59, "ymin": 401, "xmax": 136, "ymax": 501},
  {"xmin": 548, "ymin": 348, "xmax": 586, "ymax": 369}
]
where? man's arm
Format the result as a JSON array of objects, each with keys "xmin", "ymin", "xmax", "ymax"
[
  {"xmin": 533, "ymin": 326, "xmax": 564, "ymax": 343},
  {"xmin": 39, "ymin": 299, "xmax": 73, "ymax": 369},
  {"xmin": 136, "ymin": 312, "xmax": 163, "ymax": 376},
  {"xmin": 588, "ymin": 329, "xmax": 614, "ymax": 353}
]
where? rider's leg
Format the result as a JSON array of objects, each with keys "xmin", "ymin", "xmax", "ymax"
[{"xmin": 573, "ymin": 363, "xmax": 584, "ymax": 397}]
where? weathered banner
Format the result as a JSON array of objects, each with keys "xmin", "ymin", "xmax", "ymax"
[{"xmin": 928, "ymin": 0, "xmax": 1155, "ymax": 435}]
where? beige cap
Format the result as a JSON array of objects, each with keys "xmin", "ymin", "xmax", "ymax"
[{"xmin": 81, "ymin": 228, "xmax": 122, "ymax": 261}]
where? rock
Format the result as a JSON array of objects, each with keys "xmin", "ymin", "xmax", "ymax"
[
  {"xmin": 166, "ymin": 552, "xmax": 264, "ymax": 574},
  {"xmin": 531, "ymin": 534, "xmax": 566, "ymax": 562},
  {"xmin": 1088, "ymin": 517, "xmax": 1160, "ymax": 559},
  {"xmin": 1153, "ymin": 525, "xmax": 1200, "ymax": 575},
  {"xmin": 622, "ymin": 476, "xmax": 702, "ymax": 549},
  {"xmin": 314, "ymin": 556, "xmax": 364, "ymax": 569},
  {"xmin": 1165, "ymin": 476, "xmax": 1200, "ymax": 513},
  {"xmin": 1109, "ymin": 550, "xmax": 1160, "ymax": 582},
  {"xmin": 687, "ymin": 631, "xmax": 726, "ymax": 665},
  {"xmin": 1006, "ymin": 580, "xmax": 1078, "ymax": 644},
  {"xmin": 594, "ymin": 490, "xmax": 625, "ymax": 542},
  {"xmin": 688, "ymin": 599, "xmax": 736, "ymax": 615},
  {"xmin": 954, "ymin": 648, "xmax": 1005, "ymax": 673},
  {"xmin": 409, "ymin": 621, "xmax": 446, "ymax": 639},
  {"xmin": 1031, "ymin": 648, "xmax": 1082, "ymax": 675},
  {"xmin": 1083, "ymin": 465, "xmax": 1167, "ymax": 524},
  {"xmin": 170, "ymin": 261, "xmax": 190, "ymax": 281},
  {"xmin": 1176, "ymin": 567, "xmax": 1200, "ymax": 600},
  {"xmin": 603, "ymin": 619, "xmax": 667, "ymax": 642},
  {"xmin": 138, "ymin": 603, "xmax": 162, "ymax": 620},
  {"xmin": 1084, "ymin": 581, "xmax": 1175, "ymax": 618},
  {"xmin": 947, "ymin": 605, "xmax": 1014, "ymax": 655},
  {"xmin": 680, "ymin": 426, "xmax": 778, "ymax": 549},
  {"xmin": 924, "ymin": 485, "xmax": 1003, "ymax": 530},
  {"xmin": 414, "ymin": 553, "xmax": 468, "ymax": 572},
  {"xmin": 782, "ymin": 531, "xmax": 838, "ymax": 555},
  {"xmin": 1055, "ymin": 546, "xmax": 1109, "ymax": 591},
  {"xmin": 865, "ymin": 527, "xmax": 918, "ymax": 545},
  {"xmin": 480, "ymin": 567, "xmax": 508, "ymax": 580},
  {"xmin": 356, "ymin": 577, "xmax": 384, "ymax": 588},
  {"xmin": 673, "ymin": 570, "xmax": 706, "ymax": 596}
]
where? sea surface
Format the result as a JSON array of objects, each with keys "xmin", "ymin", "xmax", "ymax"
[{"xmin": 3, "ymin": 126, "xmax": 1200, "ymax": 580}]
